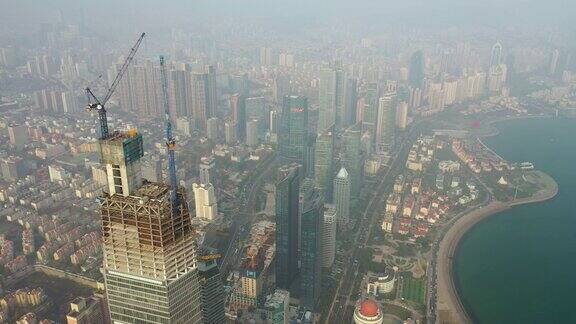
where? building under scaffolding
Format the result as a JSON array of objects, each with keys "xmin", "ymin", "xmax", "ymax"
[{"xmin": 100, "ymin": 130, "xmax": 202, "ymax": 324}]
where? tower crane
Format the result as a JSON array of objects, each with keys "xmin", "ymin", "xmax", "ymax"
[
  {"xmin": 159, "ymin": 55, "xmax": 180, "ymax": 217},
  {"xmin": 85, "ymin": 32, "xmax": 146, "ymax": 139}
]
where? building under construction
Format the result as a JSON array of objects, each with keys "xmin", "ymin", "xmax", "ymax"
[{"xmin": 99, "ymin": 129, "xmax": 203, "ymax": 324}]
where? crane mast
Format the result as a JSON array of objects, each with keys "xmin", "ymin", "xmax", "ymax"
[
  {"xmin": 85, "ymin": 32, "xmax": 146, "ymax": 139},
  {"xmin": 159, "ymin": 55, "xmax": 180, "ymax": 217}
]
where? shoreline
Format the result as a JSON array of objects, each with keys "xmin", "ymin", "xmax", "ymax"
[{"xmin": 434, "ymin": 116, "xmax": 559, "ymax": 323}]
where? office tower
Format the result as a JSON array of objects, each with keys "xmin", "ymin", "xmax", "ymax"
[
  {"xmin": 408, "ymin": 50, "xmax": 425, "ymax": 89},
  {"xmin": 300, "ymin": 187, "xmax": 323, "ymax": 311},
  {"xmin": 269, "ymin": 110, "xmax": 279, "ymax": 134},
  {"xmin": 193, "ymin": 183, "xmax": 218, "ymax": 221},
  {"xmin": 490, "ymin": 42, "xmax": 503, "ymax": 69},
  {"xmin": 275, "ymin": 164, "xmax": 300, "ymax": 290},
  {"xmin": 263, "ymin": 289, "xmax": 290, "ymax": 324},
  {"xmin": 333, "ymin": 167, "xmax": 351, "ymax": 229},
  {"xmin": 231, "ymin": 93, "xmax": 247, "ymax": 141},
  {"xmin": 278, "ymin": 96, "xmax": 310, "ymax": 174},
  {"xmin": 8, "ymin": 124, "xmax": 29, "ymax": 149},
  {"xmin": 313, "ymin": 127, "xmax": 334, "ymax": 201},
  {"xmin": 197, "ymin": 256, "xmax": 226, "ymax": 324},
  {"xmin": 342, "ymin": 124, "xmax": 364, "ymax": 200},
  {"xmin": 396, "ymin": 101, "xmax": 408, "ymax": 130},
  {"xmin": 168, "ymin": 68, "xmax": 190, "ymax": 118},
  {"xmin": 273, "ymin": 74, "xmax": 291, "ymax": 103},
  {"xmin": 362, "ymin": 83, "xmax": 379, "ymax": 143},
  {"xmin": 376, "ymin": 94, "xmax": 396, "ymax": 155},
  {"xmin": 100, "ymin": 131, "xmax": 202, "ymax": 323},
  {"xmin": 205, "ymin": 65, "xmax": 217, "ymax": 119},
  {"xmin": 320, "ymin": 204, "xmax": 337, "ymax": 268},
  {"xmin": 344, "ymin": 78, "xmax": 358, "ymax": 126},
  {"xmin": 66, "ymin": 296, "xmax": 109, "ymax": 324},
  {"xmin": 224, "ymin": 120, "xmax": 237, "ymax": 145},
  {"xmin": 199, "ymin": 156, "xmax": 215, "ymax": 185},
  {"xmin": 192, "ymin": 72, "xmax": 210, "ymax": 132},
  {"xmin": 246, "ymin": 119, "xmax": 259, "ymax": 147},
  {"xmin": 318, "ymin": 62, "xmax": 346, "ymax": 132},
  {"xmin": 206, "ymin": 117, "xmax": 220, "ymax": 141}
]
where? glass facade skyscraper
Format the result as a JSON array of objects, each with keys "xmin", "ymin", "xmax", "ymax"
[
  {"xmin": 299, "ymin": 186, "xmax": 323, "ymax": 311},
  {"xmin": 313, "ymin": 127, "xmax": 334, "ymax": 202},
  {"xmin": 275, "ymin": 163, "xmax": 301, "ymax": 291},
  {"xmin": 279, "ymin": 95, "xmax": 310, "ymax": 174}
]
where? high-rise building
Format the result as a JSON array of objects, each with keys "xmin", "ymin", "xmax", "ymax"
[
  {"xmin": 8, "ymin": 124, "xmax": 29, "ymax": 149},
  {"xmin": 408, "ymin": 50, "xmax": 425, "ymax": 89},
  {"xmin": 275, "ymin": 164, "xmax": 300, "ymax": 291},
  {"xmin": 341, "ymin": 124, "xmax": 364, "ymax": 200},
  {"xmin": 197, "ymin": 255, "xmax": 226, "ymax": 324},
  {"xmin": 231, "ymin": 94, "xmax": 247, "ymax": 141},
  {"xmin": 376, "ymin": 94, "xmax": 396, "ymax": 155},
  {"xmin": 1, "ymin": 156, "xmax": 27, "ymax": 182},
  {"xmin": 333, "ymin": 167, "xmax": 351, "ymax": 229},
  {"xmin": 273, "ymin": 74, "xmax": 291, "ymax": 103},
  {"xmin": 300, "ymin": 187, "xmax": 323, "ymax": 311},
  {"xmin": 246, "ymin": 119, "xmax": 260, "ymax": 147},
  {"xmin": 362, "ymin": 83, "xmax": 379, "ymax": 143},
  {"xmin": 193, "ymin": 183, "xmax": 218, "ymax": 221},
  {"xmin": 490, "ymin": 42, "xmax": 503, "ymax": 69},
  {"xmin": 191, "ymin": 72, "xmax": 210, "ymax": 132},
  {"xmin": 549, "ymin": 49, "xmax": 560, "ymax": 76},
  {"xmin": 199, "ymin": 156, "xmax": 215, "ymax": 185},
  {"xmin": 320, "ymin": 204, "xmax": 337, "ymax": 268},
  {"xmin": 100, "ymin": 130, "xmax": 203, "ymax": 323},
  {"xmin": 318, "ymin": 62, "xmax": 346, "ymax": 132},
  {"xmin": 205, "ymin": 65, "xmax": 218, "ymax": 120},
  {"xmin": 224, "ymin": 120, "xmax": 237, "ymax": 145},
  {"xmin": 263, "ymin": 289, "xmax": 290, "ymax": 324},
  {"xmin": 66, "ymin": 296, "xmax": 109, "ymax": 324},
  {"xmin": 396, "ymin": 101, "xmax": 408, "ymax": 130},
  {"xmin": 313, "ymin": 127, "xmax": 334, "ymax": 201},
  {"xmin": 206, "ymin": 117, "xmax": 220, "ymax": 141},
  {"xmin": 260, "ymin": 47, "xmax": 275, "ymax": 66},
  {"xmin": 344, "ymin": 78, "xmax": 358, "ymax": 127},
  {"xmin": 278, "ymin": 96, "xmax": 310, "ymax": 174}
]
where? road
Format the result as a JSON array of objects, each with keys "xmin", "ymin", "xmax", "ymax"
[{"xmin": 325, "ymin": 131, "xmax": 416, "ymax": 323}]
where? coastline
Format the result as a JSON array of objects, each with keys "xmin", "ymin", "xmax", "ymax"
[{"xmin": 434, "ymin": 116, "xmax": 559, "ymax": 324}]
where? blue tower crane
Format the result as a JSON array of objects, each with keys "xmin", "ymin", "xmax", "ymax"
[{"xmin": 159, "ymin": 55, "xmax": 180, "ymax": 216}]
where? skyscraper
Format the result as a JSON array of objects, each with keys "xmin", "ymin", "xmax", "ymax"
[
  {"xmin": 362, "ymin": 83, "xmax": 379, "ymax": 144},
  {"xmin": 333, "ymin": 167, "xmax": 351, "ymax": 229},
  {"xmin": 275, "ymin": 164, "xmax": 300, "ymax": 291},
  {"xmin": 193, "ymin": 183, "xmax": 218, "ymax": 221},
  {"xmin": 344, "ymin": 78, "xmax": 358, "ymax": 127},
  {"xmin": 191, "ymin": 72, "xmax": 210, "ymax": 132},
  {"xmin": 376, "ymin": 94, "xmax": 396, "ymax": 155},
  {"xmin": 320, "ymin": 204, "xmax": 337, "ymax": 268},
  {"xmin": 199, "ymin": 156, "xmax": 215, "ymax": 185},
  {"xmin": 197, "ymin": 254, "xmax": 226, "ymax": 324},
  {"xmin": 205, "ymin": 65, "xmax": 218, "ymax": 119},
  {"xmin": 300, "ymin": 185, "xmax": 323, "ymax": 311},
  {"xmin": 490, "ymin": 42, "xmax": 503, "ymax": 69},
  {"xmin": 273, "ymin": 74, "xmax": 291, "ymax": 103},
  {"xmin": 408, "ymin": 50, "xmax": 425, "ymax": 89},
  {"xmin": 231, "ymin": 93, "xmax": 247, "ymax": 141},
  {"xmin": 396, "ymin": 101, "xmax": 408, "ymax": 130},
  {"xmin": 100, "ymin": 131, "xmax": 202, "ymax": 323},
  {"xmin": 342, "ymin": 123, "xmax": 364, "ymax": 200},
  {"xmin": 318, "ymin": 62, "xmax": 346, "ymax": 132},
  {"xmin": 313, "ymin": 127, "xmax": 334, "ymax": 201},
  {"xmin": 246, "ymin": 119, "xmax": 259, "ymax": 147},
  {"xmin": 278, "ymin": 96, "xmax": 310, "ymax": 174}
]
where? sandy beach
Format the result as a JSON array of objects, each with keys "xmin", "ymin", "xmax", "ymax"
[{"xmin": 435, "ymin": 171, "xmax": 558, "ymax": 323}]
